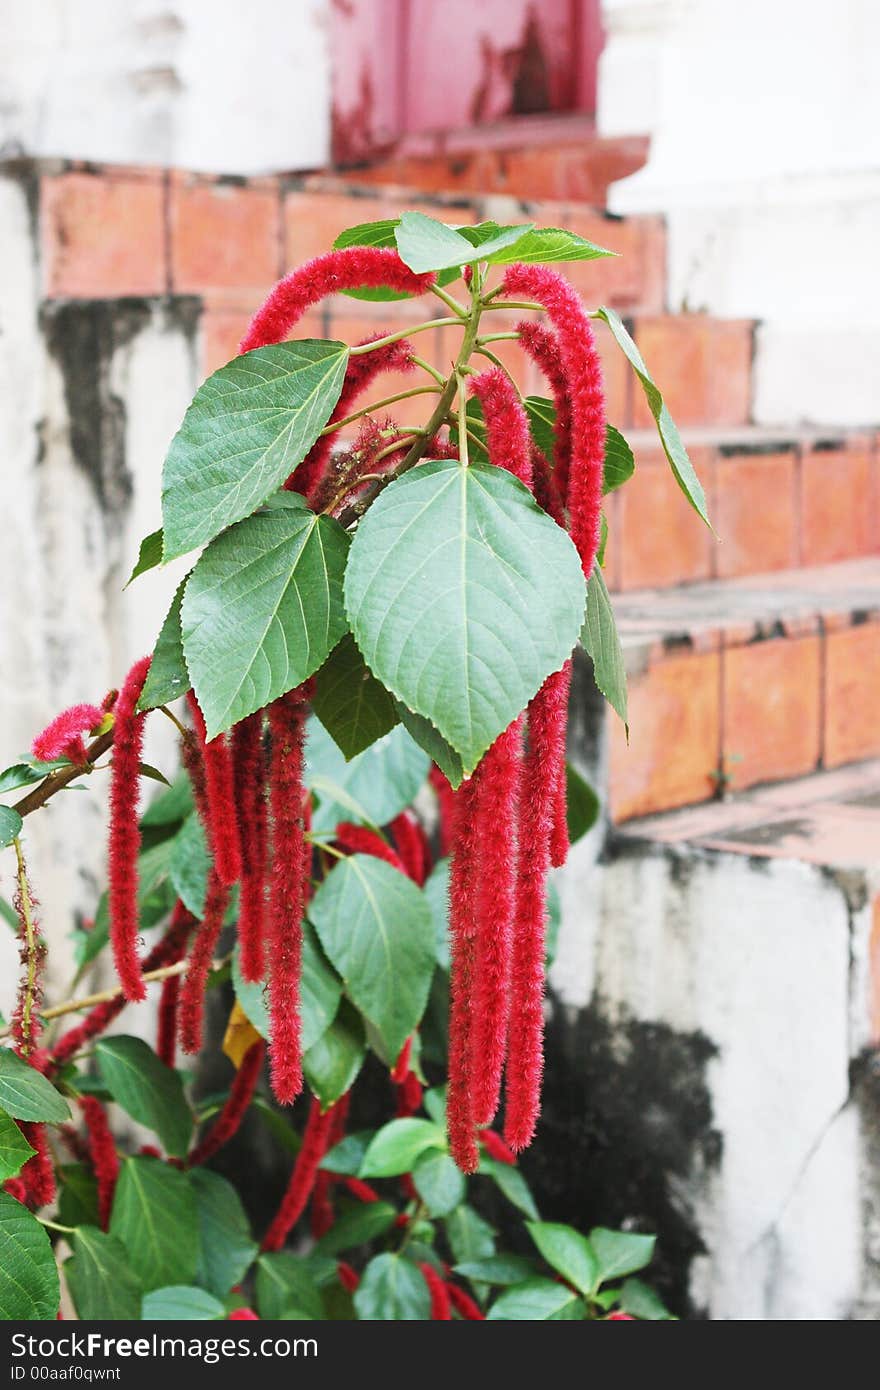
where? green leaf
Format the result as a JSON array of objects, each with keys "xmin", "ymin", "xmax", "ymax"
[
  {"xmin": 333, "ymin": 219, "xmax": 462, "ymax": 301},
  {"xmin": 487, "ymin": 1278, "xmax": 585, "ymax": 1320},
  {"xmin": 96, "ymin": 1035, "xmax": 192, "ymax": 1157},
  {"xmin": 314, "ymin": 1200, "xmax": 398, "ymax": 1257},
  {"xmin": 313, "ymin": 634, "xmax": 399, "ymax": 760},
  {"xmin": 141, "ymin": 774, "xmax": 193, "ymax": 829},
  {"xmin": 310, "ymin": 854, "xmax": 435, "ymax": 1060},
  {"xmin": 0, "ymin": 1109, "xmax": 35, "ymax": 1180},
  {"xmin": 65, "ymin": 1226, "xmax": 142, "ymax": 1321},
  {"xmin": 412, "ymin": 1148, "xmax": 465, "ymax": 1217},
  {"xmin": 57, "ymin": 1164, "xmax": 100, "ymax": 1228},
  {"xmin": 126, "ymin": 528, "xmax": 164, "ymax": 585},
  {"xmin": 0, "ymin": 1049, "xmax": 70, "ymax": 1122},
  {"xmin": 580, "ymin": 563, "xmax": 628, "ymax": 728},
  {"xmin": 142, "ymin": 1286, "xmax": 226, "ymax": 1320},
  {"xmin": 595, "ymin": 307, "xmax": 710, "ymax": 526},
  {"xmin": 590, "ymin": 1227, "xmax": 656, "ymax": 1284},
  {"xmin": 305, "ymin": 719, "xmax": 429, "ymax": 834},
  {"xmin": 566, "ymin": 763, "xmax": 600, "ymax": 844},
  {"xmin": 524, "ymin": 395, "xmax": 555, "ymax": 461},
  {"xmin": 359, "ymin": 1118, "xmax": 445, "ymax": 1178},
  {"xmin": 445, "ymin": 1205, "xmax": 495, "ymax": 1265},
  {"xmin": 233, "ymin": 922, "xmax": 341, "ymax": 1053},
  {"xmin": 256, "ymin": 1253, "xmax": 324, "ymax": 1320},
  {"xmin": 479, "ymin": 1157, "xmax": 539, "ymax": 1219},
  {"xmin": 0, "ymin": 806, "xmax": 23, "ymax": 849},
  {"xmin": 181, "ymin": 494, "xmax": 350, "ymax": 739},
  {"xmin": 191, "ymin": 1168, "xmax": 257, "ymax": 1297},
  {"xmin": 162, "ymin": 339, "xmax": 350, "ymax": 561},
  {"xmin": 353, "ymin": 1253, "xmax": 432, "ymax": 1320},
  {"xmin": 345, "ymin": 459, "xmax": 586, "ymax": 775},
  {"xmin": 527, "ymin": 1220, "xmax": 598, "ymax": 1297},
  {"xmin": 110, "ymin": 1157, "xmax": 198, "ymax": 1292},
  {"xmin": 319, "ymin": 1129, "xmax": 374, "ymax": 1176},
  {"xmin": 303, "ymin": 999, "xmax": 366, "ymax": 1107},
  {"xmin": 603, "ymin": 425, "xmax": 635, "ymax": 493},
  {"xmin": 0, "ymin": 1192, "xmax": 60, "ymax": 1319},
  {"xmin": 454, "ymin": 1254, "xmax": 537, "ymax": 1286},
  {"xmin": 0, "ymin": 764, "xmax": 47, "ymax": 796},
  {"xmin": 619, "ymin": 1276, "xmax": 673, "ymax": 1319},
  {"xmin": 486, "ymin": 226, "xmax": 615, "ymax": 265},
  {"xmin": 424, "ymin": 858, "xmax": 451, "ymax": 971},
  {"xmin": 395, "ymin": 704, "xmax": 464, "ymax": 789},
  {"xmin": 395, "ymin": 212, "xmax": 530, "ymax": 273},
  {"xmin": 139, "ymin": 581, "xmax": 191, "ymax": 710},
  {"xmin": 168, "ymin": 813, "xmax": 211, "ymax": 918}
]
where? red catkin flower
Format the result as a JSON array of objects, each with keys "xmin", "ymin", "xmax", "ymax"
[
  {"xmin": 530, "ymin": 445, "xmax": 566, "ymax": 528},
  {"xmin": 178, "ymin": 868, "xmax": 230, "ymax": 1055},
  {"xmin": 421, "ymin": 1264, "xmax": 452, "ymax": 1320},
  {"xmin": 187, "ymin": 1039, "xmax": 265, "ymax": 1167},
  {"xmin": 518, "ymin": 320, "xmax": 573, "ymax": 501},
  {"xmin": 468, "ymin": 716, "xmax": 524, "ymax": 1128},
  {"xmin": 19, "ymin": 1124, "xmax": 56, "ymax": 1209},
  {"xmin": 79, "ymin": 1097, "xmax": 119, "ymax": 1230},
  {"xmin": 606, "ymin": 1312, "xmax": 635, "ymax": 1320},
  {"xmin": 429, "ymin": 766, "xmax": 457, "ymax": 857},
  {"xmin": 479, "ymin": 1128, "xmax": 517, "ymax": 1165},
  {"xmin": 446, "ymin": 776, "xmax": 481, "ymax": 1173},
  {"xmin": 310, "ymin": 1092, "xmax": 350, "ymax": 1237},
  {"xmin": 468, "ymin": 368, "xmax": 533, "ymax": 489},
  {"xmin": 2, "ymin": 1178, "xmax": 27, "ymax": 1204},
  {"xmin": 390, "ymin": 1036, "xmax": 413, "ymax": 1085},
  {"xmin": 232, "ymin": 714, "xmax": 268, "ymax": 983},
  {"xmin": 156, "ymin": 974, "xmax": 179, "ymax": 1069},
  {"xmin": 32, "ymin": 703, "xmax": 104, "ymax": 766},
  {"xmin": 187, "ymin": 694, "xmax": 242, "ymax": 889},
  {"xmin": 395, "ymin": 1070, "xmax": 423, "ymax": 1119},
  {"xmin": 261, "ymin": 1096, "xmax": 340, "ymax": 1252},
  {"xmin": 342, "ymin": 1176, "xmax": 380, "ymax": 1204},
  {"xmin": 390, "ymin": 812, "xmax": 431, "ymax": 886},
  {"xmin": 337, "ymin": 1262, "xmax": 360, "ymax": 1294},
  {"xmin": 266, "ymin": 686, "xmax": 311, "ymax": 1105},
  {"xmin": 502, "ymin": 265, "xmax": 606, "ymax": 579},
  {"xmin": 239, "ymin": 248, "xmax": 435, "ymax": 355},
  {"xmin": 549, "ymin": 728, "xmax": 571, "ymax": 871},
  {"xmin": 108, "ymin": 655, "xmax": 152, "ymax": 1003},
  {"xmin": 228, "ymin": 1308, "xmax": 259, "ymax": 1321},
  {"xmin": 334, "ymin": 822, "xmax": 407, "ymax": 874},
  {"xmin": 446, "ymin": 1282, "xmax": 485, "ymax": 1320}
]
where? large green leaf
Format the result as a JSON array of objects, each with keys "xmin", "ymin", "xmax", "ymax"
[
  {"xmin": 412, "ymin": 1149, "xmax": 465, "ymax": 1218},
  {"xmin": 479, "ymin": 1157, "xmax": 539, "ymax": 1220},
  {"xmin": 256, "ymin": 1253, "xmax": 324, "ymax": 1320},
  {"xmin": 181, "ymin": 493, "xmax": 350, "ymax": 739},
  {"xmin": 57, "ymin": 1165, "xmax": 100, "ymax": 1228},
  {"xmin": 603, "ymin": 425, "xmax": 635, "ymax": 493},
  {"xmin": 96, "ymin": 1036, "xmax": 193, "ymax": 1157},
  {"xmin": 161, "ymin": 339, "xmax": 350, "ymax": 561},
  {"xmin": 110, "ymin": 1158, "xmax": 198, "ymax": 1292},
  {"xmin": 0, "ymin": 1193, "xmax": 59, "ymax": 1319},
  {"xmin": 595, "ymin": 307, "xmax": 710, "ymax": 525},
  {"xmin": 0, "ymin": 1050, "xmax": 70, "ymax": 1122},
  {"xmin": 126, "ymin": 528, "xmax": 164, "ymax": 585},
  {"xmin": 487, "ymin": 226, "xmax": 615, "ymax": 264},
  {"xmin": 319, "ymin": 1129, "xmax": 374, "ymax": 1176},
  {"xmin": 333, "ymin": 219, "xmax": 461, "ymax": 301},
  {"xmin": 139, "ymin": 580, "xmax": 191, "ymax": 711},
  {"xmin": 313, "ymin": 1201, "xmax": 398, "ymax": 1257},
  {"xmin": 232, "ymin": 922, "xmax": 341, "ymax": 1053},
  {"xmin": 359, "ymin": 1119, "xmax": 445, "ymax": 1179},
  {"xmin": 590, "ymin": 1227, "xmax": 656, "ymax": 1284},
  {"xmin": 395, "ymin": 704, "xmax": 464, "ymax": 789},
  {"xmin": 619, "ymin": 1276, "xmax": 673, "ymax": 1319},
  {"xmin": 353, "ymin": 1253, "xmax": 431, "ymax": 1320},
  {"xmin": 566, "ymin": 763, "xmax": 600, "ymax": 844},
  {"xmin": 303, "ymin": 999, "xmax": 366, "ymax": 1108},
  {"xmin": 395, "ymin": 212, "xmax": 530, "ymax": 273},
  {"xmin": 0, "ymin": 807, "xmax": 23, "ymax": 849},
  {"xmin": 527, "ymin": 1221, "xmax": 598, "ymax": 1297},
  {"xmin": 305, "ymin": 719, "xmax": 429, "ymax": 834},
  {"xmin": 345, "ymin": 460, "xmax": 586, "ymax": 774},
  {"xmin": 487, "ymin": 1278, "xmax": 584, "ymax": 1320},
  {"xmin": 312, "ymin": 634, "xmax": 399, "ymax": 760},
  {"xmin": 310, "ymin": 854, "xmax": 435, "ymax": 1060},
  {"xmin": 445, "ymin": 1205, "xmax": 495, "ymax": 1265},
  {"xmin": 454, "ymin": 1254, "xmax": 537, "ymax": 1286},
  {"xmin": 191, "ymin": 1168, "xmax": 258, "ymax": 1297},
  {"xmin": 580, "ymin": 563, "xmax": 628, "ymax": 728},
  {"xmin": 0, "ymin": 1109, "xmax": 35, "ymax": 1180},
  {"xmin": 65, "ymin": 1227, "xmax": 143, "ymax": 1321},
  {"xmin": 141, "ymin": 1286, "xmax": 225, "ymax": 1320}
]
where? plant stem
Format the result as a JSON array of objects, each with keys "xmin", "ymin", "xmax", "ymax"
[
  {"xmin": 397, "ymin": 1199, "xmax": 427, "ymax": 1254},
  {"xmin": 429, "ymin": 283, "xmax": 469, "ymax": 318},
  {"xmin": 38, "ymin": 1218, "xmax": 75, "ymax": 1236},
  {"xmin": 481, "ymin": 300, "xmax": 544, "ymax": 314},
  {"xmin": 411, "ymin": 354, "xmax": 446, "ymax": 386},
  {"xmin": 158, "ymin": 704, "xmax": 188, "ymax": 737},
  {"xmin": 318, "ymin": 385, "xmax": 440, "ymax": 438},
  {"xmin": 348, "ymin": 318, "xmax": 462, "ymax": 357},
  {"xmin": 12, "ymin": 837, "xmax": 39, "ymax": 1056},
  {"xmin": 12, "ymin": 730, "xmax": 115, "ymax": 819},
  {"xmin": 477, "ymin": 332, "xmax": 521, "ymax": 345},
  {"xmin": 473, "ymin": 345, "xmax": 524, "ymax": 397}
]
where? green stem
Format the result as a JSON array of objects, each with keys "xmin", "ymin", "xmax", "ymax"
[
  {"xmin": 38, "ymin": 1218, "xmax": 75, "ymax": 1236},
  {"xmin": 319, "ymin": 385, "xmax": 441, "ymax": 438},
  {"xmin": 481, "ymin": 300, "xmax": 544, "ymax": 314},
  {"xmin": 477, "ymin": 332, "xmax": 521, "ymax": 345},
  {"xmin": 397, "ymin": 1199, "xmax": 427, "ymax": 1254},
  {"xmin": 472, "ymin": 346, "xmax": 524, "ymax": 400},
  {"xmin": 411, "ymin": 354, "xmax": 446, "ymax": 386},
  {"xmin": 348, "ymin": 318, "xmax": 462, "ymax": 357},
  {"xmin": 429, "ymin": 283, "xmax": 469, "ymax": 319}
]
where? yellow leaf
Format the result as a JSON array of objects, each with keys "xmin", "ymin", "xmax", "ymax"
[{"xmin": 222, "ymin": 1000, "xmax": 262, "ymax": 1069}]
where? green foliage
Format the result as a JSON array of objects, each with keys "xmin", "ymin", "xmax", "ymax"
[
  {"xmin": 581, "ymin": 564, "xmax": 629, "ymax": 728},
  {"xmin": 65, "ymin": 1227, "xmax": 143, "ymax": 1321},
  {"xmin": 0, "ymin": 807, "xmax": 23, "ymax": 849},
  {"xmin": 0, "ymin": 1194, "xmax": 59, "ymax": 1320},
  {"xmin": 96, "ymin": 1035, "xmax": 193, "ymax": 1158},
  {"xmin": 353, "ymin": 1253, "xmax": 431, "ymax": 1320},
  {"xmin": 110, "ymin": 1158, "xmax": 198, "ymax": 1292},
  {"xmin": 0, "ymin": 1050, "xmax": 70, "ymax": 1123},
  {"xmin": 313, "ymin": 634, "xmax": 399, "ymax": 760},
  {"xmin": 0, "ymin": 1109, "xmax": 35, "ymax": 1180}
]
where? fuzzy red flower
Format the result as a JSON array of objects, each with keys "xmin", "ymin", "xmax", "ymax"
[
  {"xmin": 239, "ymin": 249, "xmax": 435, "ymax": 355},
  {"xmin": 446, "ymin": 776, "xmax": 481, "ymax": 1174},
  {"xmin": 478, "ymin": 1128, "xmax": 517, "ymax": 1165},
  {"xmin": 79, "ymin": 1096, "xmax": 119, "ymax": 1230},
  {"xmin": 261, "ymin": 1096, "xmax": 340, "ymax": 1252},
  {"xmin": 156, "ymin": 975, "xmax": 179, "ymax": 1068},
  {"xmin": 232, "ymin": 714, "xmax": 268, "ymax": 983},
  {"xmin": 390, "ymin": 1036, "xmax": 413, "ymax": 1085},
  {"xmin": 446, "ymin": 1282, "xmax": 485, "ymax": 1320},
  {"xmin": 19, "ymin": 1124, "xmax": 56, "ymax": 1209},
  {"xmin": 187, "ymin": 1039, "xmax": 265, "ymax": 1166},
  {"xmin": 517, "ymin": 321, "xmax": 573, "ymax": 500},
  {"xmin": 337, "ymin": 1261, "xmax": 360, "ymax": 1294},
  {"xmin": 421, "ymin": 1263, "xmax": 452, "ymax": 1319},
  {"xmin": 468, "ymin": 368, "xmax": 533, "ymax": 489},
  {"xmin": 32, "ymin": 703, "xmax": 104, "ymax": 766},
  {"xmin": 334, "ymin": 822, "xmax": 407, "ymax": 874},
  {"xmin": 429, "ymin": 766, "xmax": 457, "ymax": 857},
  {"xmin": 187, "ymin": 694, "xmax": 242, "ymax": 888},
  {"xmin": 395, "ymin": 1070, "xmax": 423, "ymax": 1119},
  {"xmin": 108, "ymin": 656, "xmax": 152, "ymax": 1002},
  {"xmin": 390, "ymin": 812, "xmax": 431, "ymax": 886},
  {"xmin": 228, "ymin": 1308, "xmax": 259, "ymax": 1320},
  {"xmin": 178, "ymin": 869, "xmax": 230, "ymax": 1055}
]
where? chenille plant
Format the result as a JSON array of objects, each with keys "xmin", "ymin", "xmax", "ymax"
[{"xmin": 0, "ymin": 210, "xmax": 706, "ymax": 1321}]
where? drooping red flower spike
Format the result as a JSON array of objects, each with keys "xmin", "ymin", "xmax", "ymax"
[
  {"xmin": 108, "ymin": 655, "xmax": 152, "ymax": 1003},
  {"xmin": 446, "ymin": 1282, "xmax": 485, "ymax": 1320},
  {"xmin": 395, "ymin": 1069, "xmax": 423, "ymax": 1119},
  {"xmin": 334, "ymin": 821, "xmax": 407, "ymax": 874},
  {"xmin": 261, "ymin": 1095, "xmax": 341, "ymax": 1252},
  {"xmin": 337, "ymin": 1261, "xmax": 360, "ymax": 1294},
  {"xmin": 421, "ymin": 1264, "xmax": 452, "ymax": 1319},
  {"xmin": 310, "ymin": 1092, "xmax": 350, "ymax": 1238},
  {"xmin": 343, "ymin": 1176, "xmax": 380, "ymax": 1204},
  {"xmin": 266, "ymin": 685, "xmax": 311, "ymax": 1105},
  {"xmin": 2, "ymin": 1178, "xmax": 27, "ymax": 1204},
  {"xmin": 429, "ymin": 766, "xmax": 457, "ymax": 857},
  {"xmin": 468, "ymin": 368, "xmax": 533, "ymax": 489},
  {"xmin": 502, "ymin": 264, "xmax": 606, "ymax": 579},
  {"xmin": 517, "ymin": 320, "xmax": 573, "ymax": 500},
  {"xmin": 187, "ymin": 1038, "xmax": 265, "ymax": 1167},
  {"xmin": 19, "ymin": 1123, "xmax": 56, "ymax": 1209},
  {"xmin": 446, "ymin": 776, "xmax": 481, "ymax": 1174},
  {"xmin": 228, "ymin": 1309, "xmax": 259, "ymax": 1321},
  {"xmin": 479, "ymin": 1127, "xmax": 517, "ymax": 1166},
  {"xmin": 79, "ymin": 1096, "xmax": 119, "ymax": 1230},
  {"xmin": 32, "ymin": 703, "xmax": 105, "ymax": 766},
  {"xmin": 390, "ymin": 811, "xmax": 431, "ymax": 886},
  {"xmin": 232, "ymin": 714, "xmax": 268, "ymax": 983},
  {"xmin": 390, "ymin": 1036, "xmax": 413, "ymax": 1085},
  {"xmin": 239, "ymin": 248, "xmax": 435, "ymax": 355},
  {"xmin": 549, "ymin": 742, "xmax": 571, "ymax": 871},
  {"xmin": 178, "ymin": 868, "xmax": 230, "ymax": 1055},
  {"xmin": 187, "ymin": 693, "xmax": 242, "ymax": 889},
  {"xmin": 156, "ymin": 974, "xmax": 179, "ymax": 1069}
]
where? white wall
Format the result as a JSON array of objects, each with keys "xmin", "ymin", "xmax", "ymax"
[
  {"xmin": 599, "ymin": 0, "xmax": 880, "ymax": 427},
  {"xmin": 0, "ymin": 0, "xmax": 331, "ymax": 174}
]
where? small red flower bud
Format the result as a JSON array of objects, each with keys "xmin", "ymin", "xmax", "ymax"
[
  {"xmin": 390, "ymin": 812, "xmax": 431, "ymax": 886},
  {"xmin": 478, "ymin": 1128, "xmax": 516, "ymax": 1165}
]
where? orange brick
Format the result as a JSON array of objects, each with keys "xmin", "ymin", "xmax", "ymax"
[
  {"xmin": 723, "ymin": 635, "xmax": 821, "ymax": 791},
  {"xmin": 594, "ymin": 318, "xmax": 631, "ymax": 428},
  {"xmin": 170, "ymin": 177, "xmax": 279, "ymax": 293},
  {"xmin": 714, "ymin": 451, "xmax": 798, "ymax": 578},
  {"xmin": 563, "ymin": 211, "xmax": 666, "ymax": 313},
  {"xmin": 609, "ymin": 648, "xmax": 721, "ymax": 820},
  {"xmin": 801, "ymin": 444, "xmax": 875, "ymax": 565},
  {"xmin": 824, "ymin": 622, "xmax": 880, "ymax": 767},
  {"xmin": 41, "ymin": 171, "xmax": 166, "ymax": 298},
  {"xmin": 632, "ymin": 317, "xmax": 753, "ymax": 428},
  {"xmin": 617, "ymin": 447, "xmax": 715, "ymax": 590}
]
